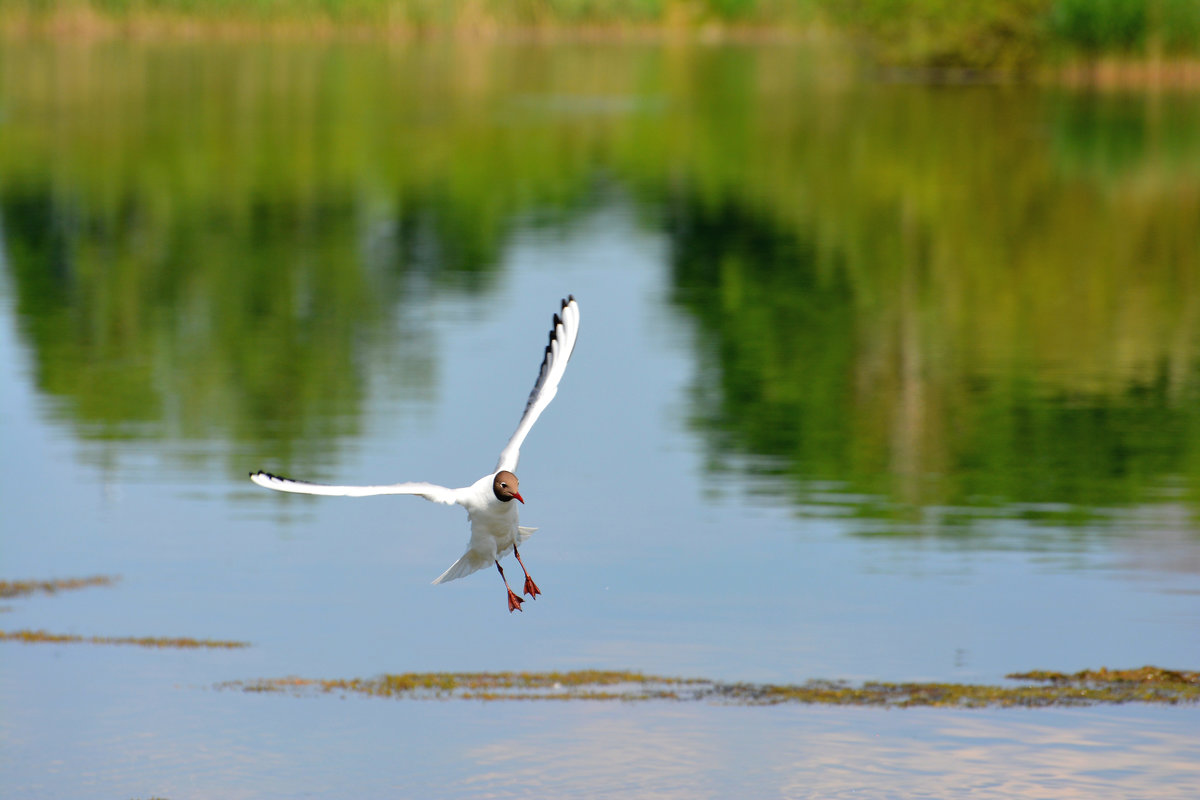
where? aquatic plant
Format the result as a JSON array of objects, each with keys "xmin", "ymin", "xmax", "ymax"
[
  {"xmin": 0, "ymin": 575, "xmax": 118, "ymax": 598},
  {"xmin": 220, "ymin": 666, "xmax": 1200, "ymax": 707},
  {"xmin": 0, "ymin": 629, "xmax": 250, "ymax": 649},
  {"xmin": 0, "ymin": 576, "xmax": 249, "ymax": 649}
]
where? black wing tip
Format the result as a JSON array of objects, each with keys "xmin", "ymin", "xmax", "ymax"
[
  {"xmin": 550, "ymin": 296, "xmax": 575, "ymax": 331},
  {"xmin": 251, "ymin": 470, "xmax": 284, "ymax": 481},
  {"xmin": 541, "ymin": 297, "xmax": 576, "ymax": 360}
]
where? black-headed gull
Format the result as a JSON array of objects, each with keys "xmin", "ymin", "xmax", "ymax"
[{"xmin": 250, "ymin": 296, "xmax": 580, "ymax": 612}]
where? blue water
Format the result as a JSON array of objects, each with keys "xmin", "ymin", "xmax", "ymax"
[{"xmin": 2, "ymin": 87, "xmax": 1199, "ymax": 800}]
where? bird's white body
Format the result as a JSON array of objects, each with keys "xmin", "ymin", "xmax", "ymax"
[
  {"xmin": 429, "ymin": 472, "xmax": 537, "ymax": 585},
  {"xmin": 250, "ymin": 296, "xmax": 580, "ymax": 607}
]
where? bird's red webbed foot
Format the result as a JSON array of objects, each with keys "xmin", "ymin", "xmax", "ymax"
[
  {"xmin": 514, "ymin": 546, "xmax": 541, "ymax": 599},
  {"xmin": 496, "ymin": 560, "xmax": 524, "ymax": 613},
  {"xmin": 507, "ymin": 588, "xmax": 525, "ymax": 612}
]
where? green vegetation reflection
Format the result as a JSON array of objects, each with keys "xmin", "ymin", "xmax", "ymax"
[{"xmin": 3, "ymin": 42, "xmax": 1200, "ymax": 532}]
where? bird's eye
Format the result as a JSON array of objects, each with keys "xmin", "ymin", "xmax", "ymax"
[{"xmin": 500, "ymin": 482, "xmax": 507, "ymax": 488}]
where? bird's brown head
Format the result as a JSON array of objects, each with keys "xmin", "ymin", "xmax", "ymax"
[{"xmin": 493, "ymin": 471, "xmax": 523, "ymax": 504}]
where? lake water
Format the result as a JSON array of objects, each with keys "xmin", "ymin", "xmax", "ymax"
[{"xmin": 1, "ymin": 39, "xmax": 1199, "ymax": 798}]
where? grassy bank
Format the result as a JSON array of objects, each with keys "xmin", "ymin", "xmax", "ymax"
[
  {"xmin": 5, "ymin": 1, "xmax": 1200, "ymax": 72},
  {"xmin": 0, "ymin": 0, "xmax": 823, "ymax": 39},
  {"xmin": 828, "ymin": 0, "xmax": 1200, "ymax": 69}
]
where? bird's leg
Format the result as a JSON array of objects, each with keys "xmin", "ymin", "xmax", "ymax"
[
  {"xmin": 496, "ymin": 560, "xmax": 524, "ymax": 613},
  {"xmin": 513, "ymin": 546, "xmax": 541, "ymax": 599}
]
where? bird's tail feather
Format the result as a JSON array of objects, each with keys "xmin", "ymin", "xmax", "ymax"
[
  {"xmin": 431, "ymin": 528, "xmax": 539, "ymax": 585},
  {"xmin": 432, "ymin": 552, "xmax": 490, "ymax": 584}
]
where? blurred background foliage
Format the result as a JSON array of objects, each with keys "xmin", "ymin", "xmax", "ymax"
[
  {"xmin": 4, "ymin": 0, "xmax": 1200, "ymax": 68},
  {"xmin": 828, "ymin": 0, "xmax": 1200, "ymax": 68},
  {"xmin": 2, "ymin": 41, "xmax": 1199, "ymax": 524}
]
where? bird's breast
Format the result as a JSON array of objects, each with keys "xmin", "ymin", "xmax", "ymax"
[{"xmin": 467, "ymin": 500, "xmax": 519, "ymax": 535}]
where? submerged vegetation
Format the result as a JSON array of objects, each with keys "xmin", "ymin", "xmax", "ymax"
[
  {"xmin": 3, "ymin": 580, "xmax": 1194, "ymax": 706},
  {"xmin": 0, "ymin": 575, "xmax": 118, "ymax": 598},
  {"xmin": 3, "ymin": 0, "xmax": 1200, "ymax": 71},
  {"xmin": 0, "ymin": 577, "xmax": 247, "ymax": 648},
  {"xmin": 222, "ymin": 666, "xmax": 1200, "ymax": 707},
  {"xmin": 227, "ymin": 670, "xmax": 707, "ymax": 701},
  {"xmin": 1, "ymin": 629, "xmax": 250, "ymax": 649}
]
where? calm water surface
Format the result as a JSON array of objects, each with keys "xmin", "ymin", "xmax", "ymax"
[{"xmin": 1, "ymin": 40, "xmax": 1199, "ymax": 799}]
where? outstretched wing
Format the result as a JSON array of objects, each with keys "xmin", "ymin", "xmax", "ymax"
[
  {"xmin": 495, "ymin": 295, "xmax": 581, "ymax": 474},
  {"xmin": 250, "ymin": 470, "xmax": 461, "ymax": 505}
]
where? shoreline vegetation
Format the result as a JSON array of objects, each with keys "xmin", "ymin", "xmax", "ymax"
[{"xmin": 3, "ymin": 1, "xmax": 1200, "ymax": 83}]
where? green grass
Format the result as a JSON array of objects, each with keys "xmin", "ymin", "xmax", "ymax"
[
  {"xmin": 826, "ymin": 0, "xmax": 1048, "ymax": 69},
  {"xmin": 5, "ymin": 0, "xmax": 1200, "ymax": 67},
  {"xmin": 2, "ymin": 0, "xmax": 823, "ymax": 27},
  {"xmin": 829, "ymin": 0, "xmax": 1200, "ymax": 68},
  {"xmin": 1047, "ymin": 0, "xmax": 1200, "ymax": 55}
]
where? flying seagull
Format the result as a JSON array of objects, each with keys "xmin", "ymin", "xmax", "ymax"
[{"xmin": 250, "ymin": 295, "xmax": 581, "ymax": 613}]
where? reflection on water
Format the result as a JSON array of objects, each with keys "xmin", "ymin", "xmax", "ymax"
[
  {"xmin": 4, "ymin": 645, "xmax": 1198, "ymax": 800},
  {"xmin": 2, "ymin": 39, "xmax": 1200, "ymax": 800},
  {"xmin": 663, "ymin": 85, "xmax": 1200, "ymax": 537},
  {"xmin": 671, "ymin": 187, "xmax": 1200, "ymax": 538},
  {"xmin": 460, "ymin": 705, "xmax": 1200, "ymax": 800},
  {"xmin": 4, "ymin": 41, "xmax": 1200, "ymax": 538}
]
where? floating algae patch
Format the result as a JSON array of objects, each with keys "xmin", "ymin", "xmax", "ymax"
[
  {"xmin": 1002, "ymin": 666, "xmax": 1200, "ymax": 705},
  {"xmin": 0, "ymin": 629, "xmax": 249, "ymax": 649},
  {"xmin": 219, "ymin": 667, "xmax": 1200, "ymax": 707},
  {"xmin": 0, "ymin": 576, "xmax": 249, "ymax": 650},
  {"xmin": 0, "ymin": 575, "xmax": 119, "ymax": 598},
  {"xmin": 224, "ymin": 670, "xmax": 705, "ymax": 701},
  {"xmin": 716, "ymin": 668, "xmax": 1200, "ymax": 707}
]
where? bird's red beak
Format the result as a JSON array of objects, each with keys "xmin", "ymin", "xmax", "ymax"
[{"xmin": 513, "ymin": 492, "xmax": 525, "ymax": 504}]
